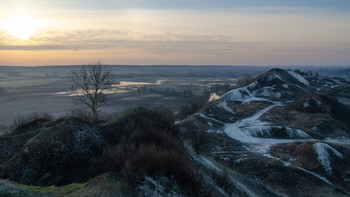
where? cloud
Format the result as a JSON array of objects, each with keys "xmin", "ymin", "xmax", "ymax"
[
  {"xmin": 32, "ymin": 0, "xmax": 350, "ymax": 10},
  {"xmin": 0, "ymin": 29, "xmax": 259, "ymax": 53}
]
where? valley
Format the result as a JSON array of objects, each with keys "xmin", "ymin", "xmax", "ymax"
[{"xmin": 1, "ymin": 66, "xmax": 350, "ymax": 196}]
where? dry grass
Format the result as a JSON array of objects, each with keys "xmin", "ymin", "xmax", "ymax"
[{"xmin": 1, "ymin": 112, "xmax": 53, "ymax": 135}]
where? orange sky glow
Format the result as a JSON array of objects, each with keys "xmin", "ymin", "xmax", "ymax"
[{"xmin": 1, "ymin": 1, "xmax": 350, "ymax": 66}]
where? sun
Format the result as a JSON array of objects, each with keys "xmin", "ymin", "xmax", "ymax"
[{"xmin": 2, "ymin": 13, "xmax": 44, "ymax": 39}]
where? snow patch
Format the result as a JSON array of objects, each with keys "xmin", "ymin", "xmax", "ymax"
[
  {"xmin": 234, "ymin": 158, "xmax": 246, "ymax": 165},
  {"xmin": 325, "ymin": 136, "xmax": 350, "ymax": 145},
  {"xmin": 198, "ymin": 113, "xmax": 224, "ymax": 125},
  {"xmin": 285, "ymin": 127, "xmax": 310, "ymax": 138},
  {"xmin": 287, "ymin": 71, "xmax": 309, "ymax": 85},
  {"xmin": 266, "ymin": 74, "xmax": 279, "ymax": 81},
  {"xmin": 221, "ymin": 82, "xmax": 270, "ymax": 104},
  {"xmin": 223, "ymin": 104, "xmax": 311, "ymax": 153},
  {"xmin": 313, "ymin": 143, "xmax": 344, "ymax": 175},
  {"xmin": 253, "ymin": 87, "xmax": 282, "ymax": 98},
  {"xmin": 216, "ymin": 100, "xmax": 235, "ymax": 114}
]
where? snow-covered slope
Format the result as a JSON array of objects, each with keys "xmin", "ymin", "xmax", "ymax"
[{"xmin": 180, "ymin": 68, "xmax": 350, "ymax": 196}]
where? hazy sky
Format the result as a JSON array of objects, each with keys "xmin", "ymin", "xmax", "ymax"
[{"xmin": 0, "ymin": 0, "xmax": 350, "ymax": 66}]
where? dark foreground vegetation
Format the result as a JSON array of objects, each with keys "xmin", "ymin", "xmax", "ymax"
[{"xmin": 0, "ymin": 107, "xmax": 234, "ymax": 196}]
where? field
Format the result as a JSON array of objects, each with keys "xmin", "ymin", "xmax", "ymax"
[
  {"xmin": 0, "ymin": 65, "xmax": 348, "ymax": 132},
  {"xmin": 0, "ymin": 65, "xmax": 270, "ymax": 130}
]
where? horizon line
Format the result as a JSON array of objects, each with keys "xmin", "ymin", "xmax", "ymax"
[{"xmin": 1, "ymin": 64, "xmax": 350, "ymax": 68}]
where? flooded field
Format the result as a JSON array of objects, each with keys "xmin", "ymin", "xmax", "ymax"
[{"xmin": 0, "ymin": 65, "xmax": 270, "ymax": 130}]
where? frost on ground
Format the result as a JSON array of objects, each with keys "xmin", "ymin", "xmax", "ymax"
[
  {"xmin": 253, "ymin": 87, "xmax": 282, "ymax": 98},
  {"xmin": 217, "ymin": 100, "xmax": 235, "ymax": 114},
  {"xmin": 285, "ymin": 127, "xmax": 310, "ymax": 138},
  {"xmin": 325, "ymin": 136, "xmax": 350, "ymax": 145},
  {"xmin": 313, "ymin": 142, "xmax": 344, "ymax": 175},
  {"xmin": 223, "ymin": 104, "xmax": 311, "ymax": 153},
  {"xmin": 287, "ymin": 71, "xmax": 309, "ymax": 86},
  {"xmin": 221, "ymin": 82, "xmax": 269, "ymax": 104}
]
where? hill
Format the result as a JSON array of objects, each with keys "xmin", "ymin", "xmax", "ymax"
[
  {"xmin": 1, "ymin": 68, "xmax": 350, "ymax": 196},
  {"xmin": 179, "ymin": 68, "xmax": 350, "ymax": 196}
]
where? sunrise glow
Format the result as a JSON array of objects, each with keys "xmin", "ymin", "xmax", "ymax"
[
  {"xmin": 1, "ymin": 8, "xmax": 45, "ymax": 40},
  {"xmin": 0, "ymin": 1, "xmax": 349, "ymax": 66}
]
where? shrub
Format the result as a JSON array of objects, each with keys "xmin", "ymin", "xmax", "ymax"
[
  {"xmin": 236, "ymin": 74, "xmax": 254, "ymax": 88},
  {"xmin": 91, "ymin": 144, "xmax": 204, "ymax": 195},
  {"xmin": 92, "ymin": 107, "xmax": 206, "ymax": 195},
  {"xmin": 177, "ymin": 91, "xmax": 211, "ymax": 120},
  {"xmin": 0, "ymin": 136, "xmax": 15, "ymax": 163},
  {"xmin": 187, "ymin": 129, "xmax": 209, "ymax": 154},
  {"xmin": 0, "ymin": 112, "xmax": 53, "ymax": 163},
  {"xmin": 9, "ymin": 112, "xmax": 53, "ymax": 132},
  {"xmin": 66, "ymin": 108, "xmax": 113, "ymax": 123}
]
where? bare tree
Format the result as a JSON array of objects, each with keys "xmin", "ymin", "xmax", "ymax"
[{"xmin": 69, "ymin": 62, "xmax": 114, "ymax": 118}]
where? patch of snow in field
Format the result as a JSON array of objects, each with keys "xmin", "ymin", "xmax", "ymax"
[
  {"xmin": 264, "ymin": 153, "xmax": 350, "ymax": 194},
  {"xmin": 216, "ymin": 100, "xmax": 235, "ymax": 114},
  {"xmin": 234, "ymin": 158, "xmax": 246, "ymax": 165},
  {"xmin": 325, "ymin": 136, "xmax": 350, "ymax": 145},
  {"xmin": 198, "ymin": 113, "xmax": 224, "ymax": 124},
  {"xmin": 313, "ymin": 143, "xmax": 344, "ymax": 175},
  {"xmin": 221, "ymin": 82, "xmax": 270, "ymax": 104},
  {"xmin": 283, "ymin": 84, "xmax": 289, "ymax": 88},
  {"xmin": 222, "ymin": 86, "xmax": 255, "ymax": 101},
  {"xmin": 265, "ymin": 74, "xmax": 281, "ymax": 82},
  {"xmin": 247, "ymin": 126, "xmax": 273, "ymax": 137},
  {"xmin": 253, "ymin": 87, "xmax": 282, "ymax": 98},
  {"xmin": 295, "ymin": 84, "xmax": 310, "ymax": 93},
  {"xmin": 285, "ymin": 127, "xmax": 310, "ymax": 138},
  {"xmin": 287, "ymin": 71, "xmax": 309, "ymax": 85},
  {"xmin": 223, "ymin": 104, "xmax": 312, "ymax": 153}
]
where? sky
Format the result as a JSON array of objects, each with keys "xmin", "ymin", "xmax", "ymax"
[{"xmin": 0, "ymin": 0, "xmax": 350, "ymax": 66}]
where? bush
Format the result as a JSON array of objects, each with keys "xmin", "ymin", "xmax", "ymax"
[
  {"xmin": 236, "ymin": 75, "xmax": 254, "ymax": 88},
  {"xmin": 0, "ymin": 112, "xmax": 53, "ymax": 163},
  {"xmin": 103, "ymin": 107, "xmax": 179, "ymax": 144},
  {"xmin": 92, "ymin": 107, "xmax": 206, "ymax": 195},
  {"xmin": 0, "ymin": 136, "xmax": 15, "ymax": 163},
  {"xmin": 66, "ymin": 108, "xmax": 113, "ymax": 123},
  {"xmin": 9, "ymin": 112, "xmax": 53, "ymax": 132},
  {"xmin": 177, "ymin": 91, "xmax": 211, "ymax": 120},
  {"xmin": 187, "ymin": 129, "xmax": 209, "ymax": 154}
]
